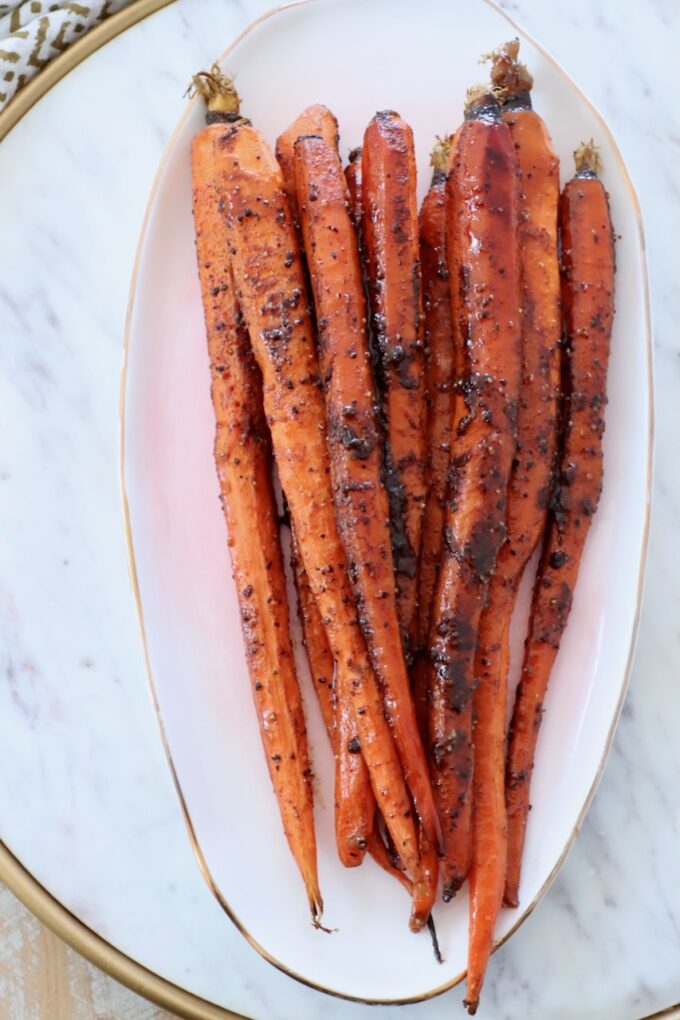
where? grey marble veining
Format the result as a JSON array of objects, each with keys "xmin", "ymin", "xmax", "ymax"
[{"xmin": 0, "ymin": 1, "xmax": 678, "ymax": 1018}]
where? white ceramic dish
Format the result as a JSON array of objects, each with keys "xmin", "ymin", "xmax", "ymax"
[{"xmin": 122, "ymin": 0, "xmax": 651, "ymax": 1004}]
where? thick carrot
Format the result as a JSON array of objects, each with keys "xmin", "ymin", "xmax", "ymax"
[
  {"xmin": 465, "ymin": 44, "xmax": 562, "ymax": 1013},
  {"xmin": 278, "ymin": 110, "xmax": 374, "ymax": 867},
  {"xmin": 428, "ymin": 88, "xmax": 522, "ymax": 904},
  {"xmin": 216, "ymin": 89, "xmax": 419, "ymax": 876},
  {"xmin": 504, "ymin": 140, "xmax": 615, "ymax": 908},
  {"xmin": 294, "ymin": 133, "xmax": 441, "ymax": 856},
  {"xmin": 362, "ymin": 111, "xmax": 428, "ymax": 650},
  {"xmin": 276, "ymin": 104, "xmax": 339, "ymax": 220},
  {"xmin": 190, "ymin": 69, "xmax": 321, "ymax": 921}
]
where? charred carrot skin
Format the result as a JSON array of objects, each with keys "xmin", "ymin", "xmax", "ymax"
[
  {"xmin": 191, "ymin": 105, "xmax": 322, "ymax": 921},
  {"xmin": 344, "ymin": 147, "xmax": 363, "ymax": 230},
  {"xmin": 276, "ymin": 104, "xmax": 339, "ymax": 221},
  {"xmin": 219, "ymin": 119, "xmax": 419, "ymax": 876},
  {"xmin": 294, "ymin": 133, "xmax": 441, "ymax": 857},
  {"xmin": 504, "ymin": 143, "xmax": 615, "ymax": 909},
  {"xmin": 465, "ymin": 55, "xmax": 562, "ymax": 1013},
  {"xmin": 429, "ymin": 93, "xmax": 522, "ymax": 902},
  {"xmin": 362, "ymin": 112, "xmax": 427, "ymax": 648}
]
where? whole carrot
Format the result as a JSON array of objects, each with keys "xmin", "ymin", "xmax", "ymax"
[
  {"xmin": 278, "ymin": 108, "xmax": 374, "ymax": 868},
  {"xmin": 214, "ymin": 81, "xmax": 419, "ymax": 875},
  {"xmin": 413, "ymin": 135, "xmax": 458, "ymax": 726},
  {"xmin": 362, "ymin": 111, "xmax": 428, "ymax": 651},
  {"xmin": 504, "ymin": 140, "xmax": 615, "ymax": 908},
  {"xmin": 429, "ymin": 88, "xmax": 522, "ymax": 903},
  {"xmin": 190, "ymin": 68, "xmax": 322, "ymax": 922},
  {"xmin": 465, "ymin": 43, "xmax": 562, "ymax": 1013},
  {"xmin": 294, "ymin": 133, "xmax": 441, "ymax": 856}
]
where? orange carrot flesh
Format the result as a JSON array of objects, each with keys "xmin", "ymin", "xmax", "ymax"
[
  {"xmin": 504, "ymin": 143, "xmax": 615, "ymax": 908},
  {"xmin": 191, "ymin": 120, "xmax": 322, "ymax": 921},
  {"xmin": 293, "ymin": 133, "xmax": 441, "ymax": 857},
  {"xmin": 362, "ymin": 112, "xmax": 428, "ymax": 649},
  {"xmin": 219, "ymin": 119, "xmax": 419, "ymax": 876},
  {"xmin": 465, "ymin": 67, "xmax": 562, "ymax": 1011},
  {"xmin": 429, "ymin": 93, "xmax": 522, "ymax": 903}
]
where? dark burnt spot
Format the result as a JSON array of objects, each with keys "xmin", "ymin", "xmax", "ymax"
[
  {"xmin": 466, "ymin": 518, "xmax": 504, "ymax": 581},
  {"xmin": 383, "ymin": 447, "xmax": 417, "ymax": 578},
  {"xmin": 335, "ymin": 421, "xmax": 377, "ymax": 460},
  {"xmin": 549, "ymin": 550, "xmax": 569, "ymax": 569}
]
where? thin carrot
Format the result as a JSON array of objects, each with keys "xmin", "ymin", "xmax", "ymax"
[
  {"xmin": 362, "ymin": 111, "xmax": 428, "ymax": 650},
  {"xmin": 465, "ymin": 43, "xmax": 562, "ymax": 1013},
  {"xmin": 347, "ymin": 143, "xmax": 440, "ymax": 918},
  {"xmin": 429, "ymin": 88, "xmax": 522, "ymax": 904},
  {"xmin": 190, "ymin": 68, "xmax": 322, "ymax": 921},
  {"xmin": 294, "ymin": 132, "xmax": 441, "ymax": 856},
  {"xmin": 416, "ymin": 136, "xmax": 458, "ymax": 652},
  {"xmin": 278, "ymin": 110, "xmax": 374, "ymax": 867},
  {"xmin": 215, "ymin": 84, "xmax": 419, "ymax": 875},
  {"xmin": 504, "ymin": 140, "xmax": 615, "ymax": 908}
]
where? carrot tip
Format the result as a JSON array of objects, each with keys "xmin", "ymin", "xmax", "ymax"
[
  {"xmin": 503, "ymin": 891, "xmax": 519, "ymax": 909},
  {"xmin": 463, "ymin": 999, "xmax": 479, "ymax": 1016},
  {"xmin": 427, "ymin": 914, "xmax": 443, "ymax": 964}
]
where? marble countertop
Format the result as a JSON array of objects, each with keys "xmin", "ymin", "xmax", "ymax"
[{"xmin": 0, "ymin": 0, "xmax": 678, "ymax": 1018}]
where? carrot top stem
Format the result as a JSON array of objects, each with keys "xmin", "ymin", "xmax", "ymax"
[
  {"xmin": 429, "ymin": 134, "xmax": 452, "ymax": 175},
  {"xmin": 188, "ymin": 64, "xmax": 241, "ymax": 119},
  {"xmin": 483, "ymin": 38, "xmax": 534, "ymax": 103},
  {"xmin": 573, "ymin": 139, "xmax": 603, "ymax": 177},
  {"xmin": 464, "ymin": 86, "xmax": 501, "ymax": 122}
]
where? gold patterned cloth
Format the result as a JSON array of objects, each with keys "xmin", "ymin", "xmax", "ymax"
[{"xmin": 0, "ymin": 0, "xmax": 134, "ymax": 110}]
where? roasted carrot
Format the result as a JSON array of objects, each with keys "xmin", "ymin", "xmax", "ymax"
[
  {"xmin": 278, "ymin": 111, "xmax": 374, "ymax": 867},
  {"xmin": 215, "ymin": 84, "xmax": 419, "ymax": 876},
  {"xmin": 347, "ymin": 142, "xmax": 440, "ymax": 917},
  {"xmin": 294, "ymin": 133, "xmax": 441, "ymax": 857},
  {"xmin": 464, "ymin": 45, "xmax": 562, "ymax": 1013},
  {"xmin": 276, "ymin": 104, "xmax": 339, "ymax": 221},
  {"xmin": 416, "ymin": 136, "xmax": 457, "ymax": 651},
  {"xmin": 362, "ymin": 111, "xmax": 428, "ymax": 650},
  {"xmin": 504, "ymin": 140, "xmax": 615, "ymax": 908},
  {"xmin": 190, "ymin": 68, "xmax": 322, "ymax": 921},
  {"xmin": 428, "ymin": 88, "xmax": 522, "ymax": 904},
  {"xmin": 412, "ymin": 134, "xmax": 458, "ymax": 729}
]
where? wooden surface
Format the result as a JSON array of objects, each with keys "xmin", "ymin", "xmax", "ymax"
[{"xmin": 0, "ymin": 881, "xmax": 175, "ymax": 1020}]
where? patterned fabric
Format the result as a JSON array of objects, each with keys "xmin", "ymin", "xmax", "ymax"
[{"xmin": 0, "ymin": 0, "xmax": 134, "ymax": 111}]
